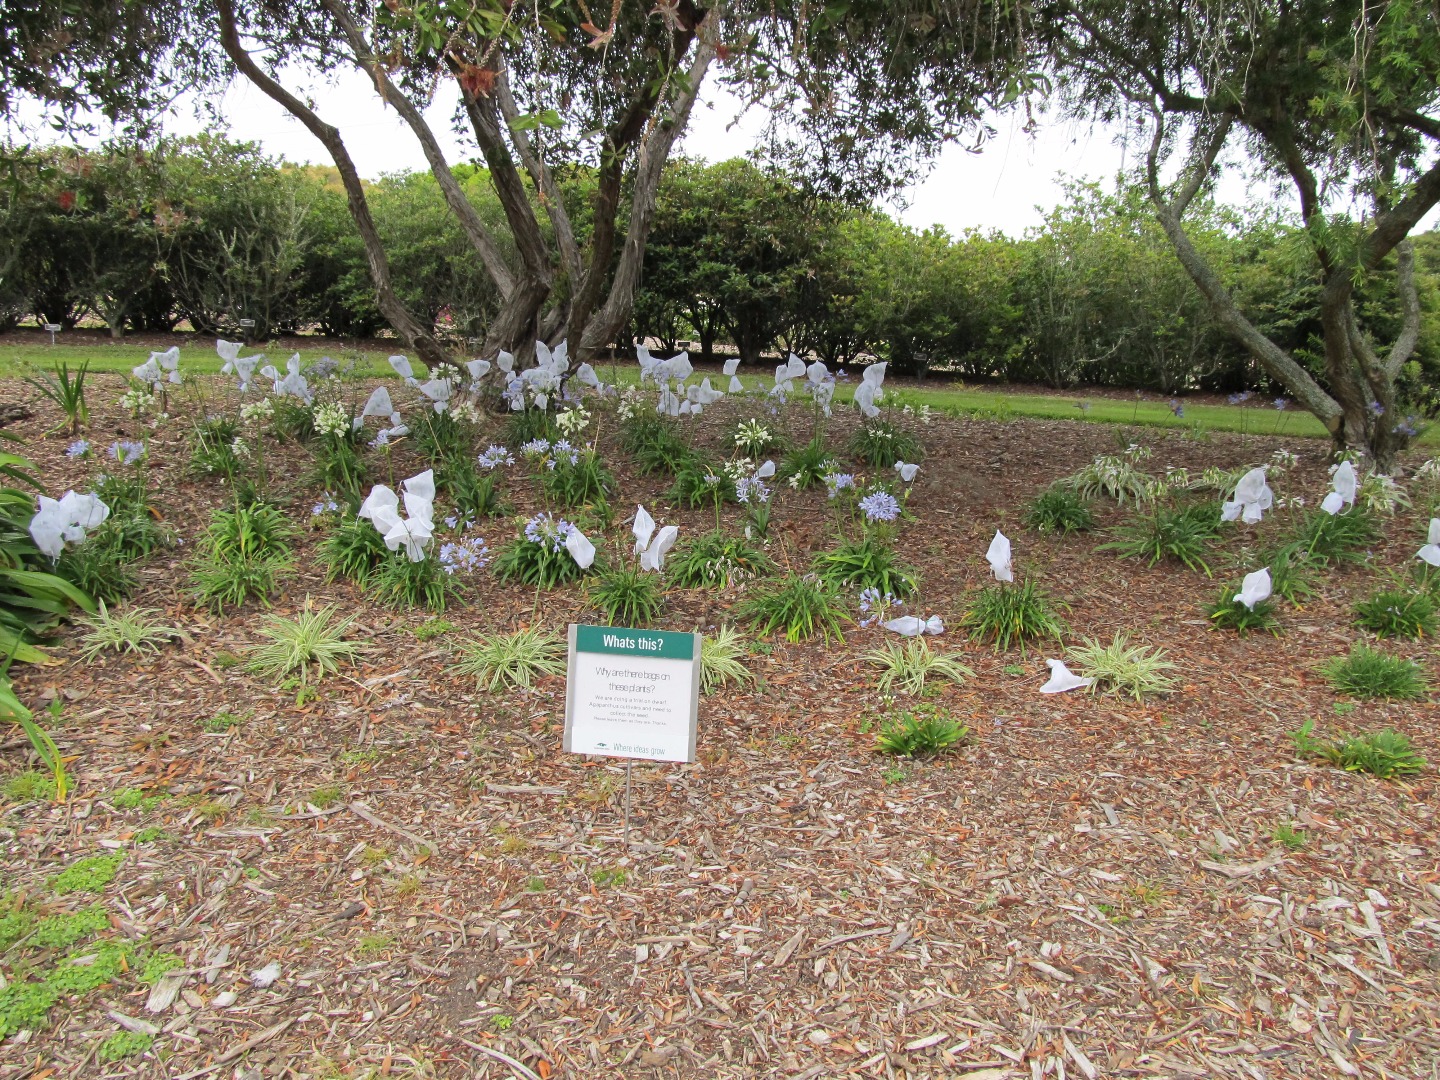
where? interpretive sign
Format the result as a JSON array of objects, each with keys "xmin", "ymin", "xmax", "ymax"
[{"xmin": 564, "ymin": 624, "xmax": 700, "ymax": 763}]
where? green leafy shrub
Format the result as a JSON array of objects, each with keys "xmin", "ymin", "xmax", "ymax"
[
  {"xmin": 1289, "ymin": 507, "xmax": 1381, "ymax": 564},
  {"xmin": 192, "ymin": 550, "xmax": 292, "ymax": 612},
  {"xmin": 1100, "ymin": 501, "xmax": 1220, "ymax": 574},
  {"xmin": 25, "ymin": 357, "xmax": 89, "ymax": 436},
  {"xmin": 55, "ymin": 539, "xmax": 138, "ymax": 606},
  {"xmin": 413, "ymin": 408, "xmax": 474, "ymax": 463},
  {"xmin": 812, "ymin": 534, "xmax": 918, "ymax": 598},
  {"xmin": 542, "ymin": 448, "xmax": 613, "ymax": 509},
  {"xmin": 739, "ymin": 575, "xmax": 849, "ymax": 643},
  {"xmin": 700, "ymin": 625, "xmax": 755, "ymax": 695},
  {"xmin": 370, "ymin": 552, "xmax": 457, "ymax": 611},
  {"xmin": 1206, "ymin": 590, "xmax": 1281, "ymax": 637},
  {"xmin": 667, "ymin": 455, "xmax": 736, "ymax": 508},
  {"xmin": 1321, "ymin": 643, "xmax": 1428, "ymax": 700},
  {"xmin": 504, "ymin": 407, "xmax": 558, "ymax": 449},
  {"xmin": 1024, "ymin": 487, "xmax": 1096, "ymax": 534},
  {"xmin": 1063, "ymin": 452, "xmax": 1154, "ymax": 505},
  {"xmin": 442, "ymin": 461, "xmax": 506, "ymax": 520},
  {"xmin": 780, "ymin": 435, "xmax": 837, "ymax": 491},
  {"xmin": 1291, "ymin": 719, "xmax": 1426, "ymax": 778},
  {"xmin": 321, "ymin": 515, "xmax": 389, "ymax": 585},
  {"xmin": 1262, "ymin": 543, "xmax": 1319, "ymax": 604},
  {"xmin": 588, "ymin": 567, "xmax": 663, "ymax": 626},
  {"xmin": 1067, "ymin": 633, "xmax": 1177, "ymax": 701},
  {"xmin": 875, "ymin": 705, "xmax": 971, "ymax": 757},
  {"xmin": 847, "ymin": 418, "xmax": 922, "ymax": 468},
  {"xmin": 866, "ymin": 638, "xmax": 974, "ymax": 695},
  {"xmin": 1354, "ymin": 589, "xmax": 1436, "ymax": 640},
  {"xmin": 493, "ymin": 514, "xmax": 591, "ymax": 588},
  {"xmin": 622, "ymin": 413, "xmax": 690, "ymax": 475},
  {"xmin": 666, "ymin": 531, "xmax": 774, "ymax": 588},
  {"xmin": 188, "ymin": 414, "xmax": 244, "ymax": 478},
  {"xmin": 960, "ymin": 580, "xmax": 1065, "ymax": 652},
  {"xmin": 453, "ymin": 626, "xmax": 566, "ymax": 690}
]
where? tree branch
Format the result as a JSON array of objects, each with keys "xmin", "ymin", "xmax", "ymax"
[
  {"xmin": 214, "ymin": 0, "xmax": 449, "ymax": 368},
  {"xmin": 321, "ymin": 0, "xmax": 517, "ymax": 299}
]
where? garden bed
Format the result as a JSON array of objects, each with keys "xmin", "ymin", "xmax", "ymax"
[{"xmin": 3, "ymin": 371, "xmax": 1438, "ymax": 1079}]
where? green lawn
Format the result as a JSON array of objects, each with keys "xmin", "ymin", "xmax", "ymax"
[{"xmin": 6, "ymin": 341, "xmax": 1435, "ymax": 447}]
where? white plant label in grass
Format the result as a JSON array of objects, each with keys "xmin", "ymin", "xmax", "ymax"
[{"xmin": 564, "ymin": 624, "xmax": 700, "ymax": 763}]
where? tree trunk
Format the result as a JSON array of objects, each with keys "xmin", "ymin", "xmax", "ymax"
[{"xmin": 215, "ymin": 0, "xmax": 450, "ymax": 370}]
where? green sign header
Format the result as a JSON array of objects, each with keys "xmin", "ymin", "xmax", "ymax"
[{"xmin": 574, "ymin": 624, "xmax": 696, "ymax": 661}]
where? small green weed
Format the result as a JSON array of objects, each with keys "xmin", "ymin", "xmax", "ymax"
[
  {"xmin": 202, "ymin": 712, "xmax": 244, "ymax": 733},
  {"xmin": 1272, "ymin": 823, "xmax": 1307, "ymax": 851},
  {"xmin": 1291, "ymin": 719, "xmax": 1427, "ymax": 779},
  {"xmin": 97, "ymin": 1031, "xmax": 153, "ymax": 1062},
  {"xmin": 358, "ymin": 933, "xmax": 395, "ymax": 955},
  {"xmin": 49, "ymin": 853, "xmax": 124, "ymax": 895},
  {"xmin": 139, "ymin": 951, "xmax": 183, "ymax": 984},
  {"xmin": 3, "ymin": 771, "xmax": 56, "ymax": 801},
  {"xmin": 309, "ymin": 784, "xmax": 346, "ymax": 809},
  {"xmin": 111, "ymin": 788, "xmax": 164, "ymax": 811},
  {"xmin": 592, "ymin": 867, "xmax": 628, "ymax": 888},
  {"xmin": 875, "ymin": 705, "xmax": 971, "ymax": 758},
  {"xmin": 414, "ymin": 618, "xmax": 457, "ymax": 641}
]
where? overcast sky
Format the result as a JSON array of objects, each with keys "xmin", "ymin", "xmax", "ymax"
[{"xmin": 156, "ymin": 66, "xmax": 1220, "ymax": 239}]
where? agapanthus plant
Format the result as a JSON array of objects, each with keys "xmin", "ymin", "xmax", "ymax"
[{"xmin": 493, "ymin": 512, "xmax": 595, "ymax": 588}]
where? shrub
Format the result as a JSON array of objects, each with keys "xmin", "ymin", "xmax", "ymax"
[
  {"xmin": 588, "ymin": 567, "xmax": 663, "ymax": 626},
  {"xmin": 493, "ymin": 514, "xmax": 590, "ymax": 588},
  {"xmin": 1354, "ymin": 589, "xmax": 1436, "ymax": 640},
  {"xmin": 1101, "ymin": 501, "xmax": 1220, "ymax": 574},
  {"xmin": 960, "ymin": 580, "xmax": 1065, "ymax": 652},
  {"xmin": 247, "ymin": 603, "xmax": 363, "ymax": 687},
  {"xmin": 668, "ymin": 456, "xmax": 736, "ymax": 508},
  {"xmin": 321, "ymin": 515, "xmax": 389, "ymax": 585},
  {"xmin": 812, "ymin": 534, "xmax": 918, "ymax": 598},
  {"xmin": 1206, "ymin": 590, "xmax": 1282, "ymax": 637},
  {"xmin": 1067, "ymin": 632, "xmax": 1177, "ymax": 701},
  {"xmin": 77, "ymin": 603, "xmax": 179, "ymax": 660},
  {"xmin": 541, "ymin": 448, "xmax": 613, "ymax": 509},
  {"xmin": 311, "ymin": 434, "xmax": 367, "ymax": 499},
  {"xmin": 1321, "ymin": 643, "xmax": 1428, "ymax": 700},
  {"xmin": 622, "ymin": 414, "xmax": 690, "ymax": 475},
  {"xmin": 202, "ymin": 502, "xmax": 293, "ymax": 562},
  {"xmin": 739, "ymin": 575, "xmax": 849, "ymax": 643},
  {"xmin": 1024, "ymin": 487, "xmax": 1096, "ymax": 534},
  {"xmin": 188, "ymin": 414, "xmax": 244, "ymax": 479},
  {"xmin": 192, "ymin": 552, "xmax": 292, "ymax": 612},
  {"xmin": 453, "ymin": 626, "xmax": 566, "ymax": 690},
  {"xmin": 370, "ymin": 552, "xmax": 457, "ymax": 611},
  {"xmin": 779, "ymin": 434, "xmax": 837, "ymax": 491},
  {"xmin": 504, "ymin": 407, "xmax": 559, "ymax": 449},
  {"xmin": 1288, "ymin": 507, "xmax": 1381, "ymax": 564},
  {"xmin": 1291, "ymin": 719, "xmax": 1426, "ymax": 779},
  {"xmin": 441, "ymin": 461, "xmax": 506, "ymax": 520},
  {"xmin": 56, "ymin": 538, "xmax": 138, "ymax": 605},
  {"xmin": 700, "ymin": 625, "xmax": 755, "ymax": 695},
  {"xmin": 1263, "ymin": 543, "xmax": 1319, "ymax": 605},
  {"xmin": 666, "ymin": 531, "xmax": 774, "ymax": 588},
  {"xmin": 847, "ymin": 418, "xmax": 922, "ymax": 469},
  {"xmin": 25, "ymin": 357, "xmax": 89, "ymax": 436},
  {"xmin": 866, "ymin": 638, "xmax": 974, "ymax": 696},
  {"xmin": 191, "ymin": 501, "xmax": 294, "ymax": 612},
  {"xmin": 875, "ymin": 705, "xmax": 971, "ymax": 757},
  {"xmin": 413, "ymin": 409, "xmax": 475, "ymax": 463}
]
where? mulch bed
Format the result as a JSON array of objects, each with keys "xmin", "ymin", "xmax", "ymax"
[{"xmin": 3, "ymin": 372, "xmax": 1438, "ymax": 1079}]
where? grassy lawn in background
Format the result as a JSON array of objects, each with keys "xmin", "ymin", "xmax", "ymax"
[{"xmin": 5, "ymin": 339, "xmax": 1436, "ymax": 447}]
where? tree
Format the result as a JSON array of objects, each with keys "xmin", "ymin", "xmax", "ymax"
[{"xmin": 1041, "ymin": 0, "xmax": 1440, "ymax": 468}]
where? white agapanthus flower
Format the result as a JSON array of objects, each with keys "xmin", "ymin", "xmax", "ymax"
[
  {"xmin": 359, "ymin": 470, "xmax": 435, "ymax": 562},
  {"xmin": 1234, "ymin": 568, "xmax": 1273, "ymax": 610},
  {"xmin": 1040, "ymin": 659, "xmax": 1092, "ymax": 694},
  {"xmin": 986, "ymin": 530, "xmax": 1014, "ymax": 582},
  {"xmin": 631, "ymin": 505, "xmax": 679, "ymax": 572},
  {"xmin": 1221, "ymin": 467, "xmax": 1273, "ymax": 524},
  {"xmin": 1418, "ymin": 518, "xmax": 1440, "ymax": 567},
  {"xmin": 883, "ymin": 615, "xmax": 945, "ymax": 637},
  {"xmin": 854, "ymin": 362, "xmax": 888, "ymax": 418},
  {"xmin": 1321, "ymin": 460, "xmax": 1357, "ymax": 515},
  {"xmin": 29, "ymin": 491, "xmax": 111, "ymax": 560}
]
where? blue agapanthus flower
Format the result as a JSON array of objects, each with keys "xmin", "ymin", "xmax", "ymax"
[
  {"xmin": 477, "ymin": 445, "xmax": 515, "ymax": 470},
  {"xmin": 524, "ymin": 512, "xmax": 577, "ymax": 552},
  {"xmin": 311, "ymin": 494, "xmax": 341, "ymax": 517},
  {"xmin": 824, "ymin": 472, "xmax": 856, "ymax": 499},
  {"xmin": 439, "ymin": 536, "xmax": 490, "ymax": 575},
  {"xmin": 65, "ymin": 440, "xmax": 90, "ymax": 458},
  {"xmin": 859, "ymin": 491, "xmax": 901, "ymax": 522},
  {"xmin": 520, "ymin": 438, "xmax": 552, "ymax": 458},
  {"xmin": 736, "ymin": 476, "xmax": 770, "ymax": 505},
  {"xmin": 109, "ymin": 440, "xmax": 146, "ymax": 465}
]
